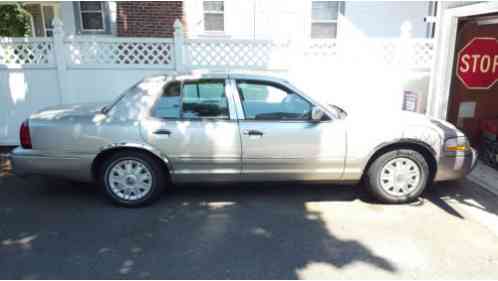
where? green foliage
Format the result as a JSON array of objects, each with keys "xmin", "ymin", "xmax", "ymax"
[{"xmin": 0, "ymin": 4, "xmax": 32, "ymax": 37}]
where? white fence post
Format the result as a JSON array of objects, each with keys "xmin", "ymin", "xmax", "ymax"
[
  {"xmin": 173, "ymin": 19, "xmax": 185, "ymax": 72},
  {"xmin": 52, "ymin": 17, "xmax": 68, "ymax": 104}
]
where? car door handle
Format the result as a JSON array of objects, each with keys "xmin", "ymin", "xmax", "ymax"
[
  {"xmin": 243, "ymin": 129, "xmax": 264, "ymax": 136},
  {"xmin": 153, "ymin": 129, "xmax": 171, "ymax": 135}
]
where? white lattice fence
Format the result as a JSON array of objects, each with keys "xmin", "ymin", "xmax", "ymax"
[
  {"xmin": 186, "ymin": 39, "xmax": 291, "ymax": 69},
  {"xmin": 302, "ymin": 39, "xmax": 434, "ymax": 68},
  {"xmin": 0, "ymin": 38, "xmax": 54, "ymax": 66},
  {"xmin": 408, "ymin": 39, "xmax": 435, "ymax": 68},
  {"xmin": 65, "ymin": 37, "xmax": 175, "ymax": 68},
  {"xmin": 304, "ymin": 39, "xmax": 338, "ymax": 57}
]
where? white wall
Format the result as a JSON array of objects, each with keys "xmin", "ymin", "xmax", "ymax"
[
  {"xmin": 60, "ymin": 2, "xmax": 76, "ymax": 35},
  {"xmin": 185, "ymin": 0, "xmax": 432, "ymax": 39},
  {"xmin": 0, "ymin": 68, "xmax": 60, "ymax": 145},
  {"xmin": 343, "ymin": 1, "xmax": 432, "ymax": 38}
]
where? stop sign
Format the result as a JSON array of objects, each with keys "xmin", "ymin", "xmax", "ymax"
[{"xmin": 456, "ymin": 37, "xmax": 498, "ymax": 90}]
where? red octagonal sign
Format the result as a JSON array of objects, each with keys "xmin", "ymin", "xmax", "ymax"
[{"xmin": 457, "ymin": 37, "xmax": 498, "ymax": 90}]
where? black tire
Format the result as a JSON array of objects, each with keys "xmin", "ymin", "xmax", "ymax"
[
  {"xmin": 365, "ymin": 149, "xmax": 430, "ymax": 204},
  {"xmin": 99, "ymin": 151, "xmax": 166, "ymax": 207}
]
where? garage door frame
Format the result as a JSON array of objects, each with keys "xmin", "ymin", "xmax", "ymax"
[{"xmin": 427, "ymin": 2, "xmax": 498, "ymax": 120}]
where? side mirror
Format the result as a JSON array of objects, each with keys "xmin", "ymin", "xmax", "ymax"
[{"xmin": 311, "ymin": 106, "xmax": 324, "ymax": 121}]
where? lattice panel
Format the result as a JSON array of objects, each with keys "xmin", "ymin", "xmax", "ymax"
[
  {"xmin": 0, "ymin": 40, "xmax": 53, "ymax": 65},
  {"xmin": 186, "ymin": 40, "xmax": 278, "ymax": 68},
  {"xmin": 373, "ymin": 40, "xmax": 399, "ymax": 65},
  {"xmin": 409, "ymin": 40, "xmax": 434, "ymax": 68},
  {"xmin": 67, "ymin": 40, "xmax": 174, "ymax": 66},
  {"xmin": 304, "ymin": 40, "xmax": 337, "ymax": 57},
  {"xmin": 338, "ymin": 39, "xmax": 434, "ymax": 68}
]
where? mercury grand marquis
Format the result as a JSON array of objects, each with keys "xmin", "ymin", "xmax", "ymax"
[{"xmin": 10, "ymin": 72, "xmax": 478, "ymax": 206}]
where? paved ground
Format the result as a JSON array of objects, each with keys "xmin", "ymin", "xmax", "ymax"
[
  {"xmin": 2, "ymin": 152, "xmax": 498, "ymax": 279},
  {"xmin": 468, "ymin": 161, "xmax": 498, "ymax": 197}
]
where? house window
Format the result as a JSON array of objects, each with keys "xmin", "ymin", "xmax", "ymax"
[
  {"xmin": 311, "ymin": 1, "xmax": 341, "ymax": 38},
  {"xmin": 203, "ymin": 1, "xmax": 224, "ymax": 32},
  {"xmin": 79, "ymin": 1, "xmax": 105, "ymax": 31}
]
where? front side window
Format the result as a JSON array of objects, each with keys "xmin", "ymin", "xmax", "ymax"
[
  {"xmin": 203, "ymin": 1, "xmax": 224, "ymax": 32},
  {"xmin": 311, "ymin": 1, "xmax": 340, "ymax": 38},
  {"xmin": 79, "ymin": 1, "xmax": 105, "ymax": 31},
  {"xmin": 237, "ymin": 81, "xmax": 312, "ymax": 121}
]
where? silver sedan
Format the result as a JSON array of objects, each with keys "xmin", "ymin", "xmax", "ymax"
[{"xmin": 10, "ymin": 72, "xmax": 477, "ymax": 206}]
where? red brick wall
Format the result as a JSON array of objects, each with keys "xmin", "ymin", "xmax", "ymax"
[{"xmin": 117, "ymin": 1, "xmax": 184, "ymax": 37}]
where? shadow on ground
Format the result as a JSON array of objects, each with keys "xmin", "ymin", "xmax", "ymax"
[
  {"xmin": 423, "ymin": 180, "xmax": 498, "ymax": 220},
  {"xmin": 0, "ymin": 161, "xmax": 398, "ymax": 279},
  {"xmin": 2, "ymin": 152, "xmax": 498, "ymax": 279}
]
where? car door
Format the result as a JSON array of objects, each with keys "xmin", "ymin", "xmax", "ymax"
[
  {"xmin": 232, "ymin": 79, "xmax": 346, "ymax": 181},
  {"xmin": 140, "ymin": 79, "xmax": 242, "ymax": 182}
]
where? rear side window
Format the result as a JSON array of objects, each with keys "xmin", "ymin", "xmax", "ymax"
[
  {"xmin": 152, "ymin": 80, "xmax": 228, "ymax": 120},
  {"xmin": 181, "ymin": 81, "xmax": 228, "ymax": 119},
  {"xmin": 153, "ymin": 82, "xmax": 181, "ymax": 119},
  {"xmin": 236, "ymin": 81, "xmax": 312, "ymax": 121}
]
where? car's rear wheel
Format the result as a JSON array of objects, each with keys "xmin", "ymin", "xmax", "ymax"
[
  {"xmin": 100, "ymin": 151, "xmax": 166, "ymax": 207},
  {"xmin": 366, "ymin": 149, "xmax": 429, "ymax": 203}
]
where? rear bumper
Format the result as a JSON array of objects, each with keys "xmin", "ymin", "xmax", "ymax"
[
  {"xmin": 10, "ymin": 147, "xmax": 95, "ymax": 182},
  {"xmin": 434, "ymin": 148, "xmax": 478, "ymax": 181}
]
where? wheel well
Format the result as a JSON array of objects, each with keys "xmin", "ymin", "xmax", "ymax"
[
  {"xmin": 91, "ymin": 147, "xmax": 170, "ymax": 181},
  {"xmin": 362, "ymin": 142, "xmax": 437, "ymax": 182}
]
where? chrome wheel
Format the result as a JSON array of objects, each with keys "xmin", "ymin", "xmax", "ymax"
[
  {"xmin": 107, "ymin": 159, "xmax": 153, "ymax": 201},
  {"xmin": 379, "ymin": 157, "xmax": 421, "ymax": 197}
]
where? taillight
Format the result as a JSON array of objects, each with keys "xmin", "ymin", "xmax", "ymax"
[{"xmin": 20, "ymin": 120, "xmax": 32, "ymax": 149}]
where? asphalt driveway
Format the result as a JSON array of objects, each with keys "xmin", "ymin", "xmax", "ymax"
[{"xmin": 1, "ymin": 153, "xmax": 498, "ymax": 279}]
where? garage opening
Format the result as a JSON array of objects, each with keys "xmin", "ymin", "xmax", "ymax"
[
  {"xmin": 448, "ymin": 13, "xmax": 498, "ymax": 186},
  {"xmin": 448, "ymin": 13, "xmax": 498, "ymax": 145}
]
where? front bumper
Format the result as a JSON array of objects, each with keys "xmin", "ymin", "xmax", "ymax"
[
  {"xmin": 434, "ymin": 148, "xmax": 478, "ymax": 181},
  {"xmin": 10, "ymin": 147, "xmax": 95, "ymax": 182}
]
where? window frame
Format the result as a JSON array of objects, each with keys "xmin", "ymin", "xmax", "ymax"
[
  {"xmin": 310, "ymin": 0, "xmax": 342, "ymax": 39},
  {"xmin": 203, "ymin": 0, "xmax": 225, "ymax": 33},
  {"xmin": 40, "ymin": 4, "xmax": 57, "ymax": 37},
  {"xmin": 150, "ymin": 79, "xmax": 231, "ymax": 121},
  {"xmin": 78, "ymin": 1, "xmax": 106, "ymax": 32},
  {"xmin": 234, "ymin": 80, "xmax": 317, "ymax": 122}
]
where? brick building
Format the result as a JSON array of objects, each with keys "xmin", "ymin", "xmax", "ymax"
[{"xmin": 116, "ymin": 1, "xmax": 184, "ymax": 37}]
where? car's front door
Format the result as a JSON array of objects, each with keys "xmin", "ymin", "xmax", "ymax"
[
  {"xmin": 141, "ymin": 79, "xmax": 242, "ymax": 182},
  {"xmin": 233, "ymin": 79, "xmax": 346, "ymax": 181}
]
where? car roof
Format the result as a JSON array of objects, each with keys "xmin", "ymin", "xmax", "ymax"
[{"xmin": 149, "ymin": 70, "xmax": 290, "ymax": 85}]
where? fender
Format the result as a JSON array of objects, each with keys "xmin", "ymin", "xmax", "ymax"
[
  {"xmin": 361, "ymin": 137, "xmax": 439, "ymax": 174},
  {"xmin": 97, "ymin": 142, "xmax": 174, "ymax": 172}
]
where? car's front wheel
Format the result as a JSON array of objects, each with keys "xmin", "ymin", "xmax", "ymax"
[
  {"xmin": 366, "ymin": 149, "xmax": 430, "ymax": 203},
  {"xmin": 100, "ymin": 151, "xmax": 166, "ymax": 207}
]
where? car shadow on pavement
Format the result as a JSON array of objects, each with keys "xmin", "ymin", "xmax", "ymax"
[
  {"xmin": 423, "ymin": 179, "xmax": 498, "ymax": 220},
  {"xmin": 0, "ymin": 167, "xmax": 398, "ymax": 279}
]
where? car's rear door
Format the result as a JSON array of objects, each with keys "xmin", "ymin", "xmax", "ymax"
[
  {"xmin": 141, "ymin": 78, "xmax": 242, "ymax": 182},
  {"xmin": 232, "ymin": 79, "xmax": 346, "ymax": 181}
]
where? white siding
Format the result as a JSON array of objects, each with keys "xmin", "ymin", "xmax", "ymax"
[
  {"xmin": 343, "ymin": 1, "xmax": 431, "ymax": 38},
  {"xmin": 185, "ymin": 0, "xmax": 432, "ymax": 39},
  {"xmin": 60, "ymin": 2, "xmax": 76, "ymax": 35}
]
